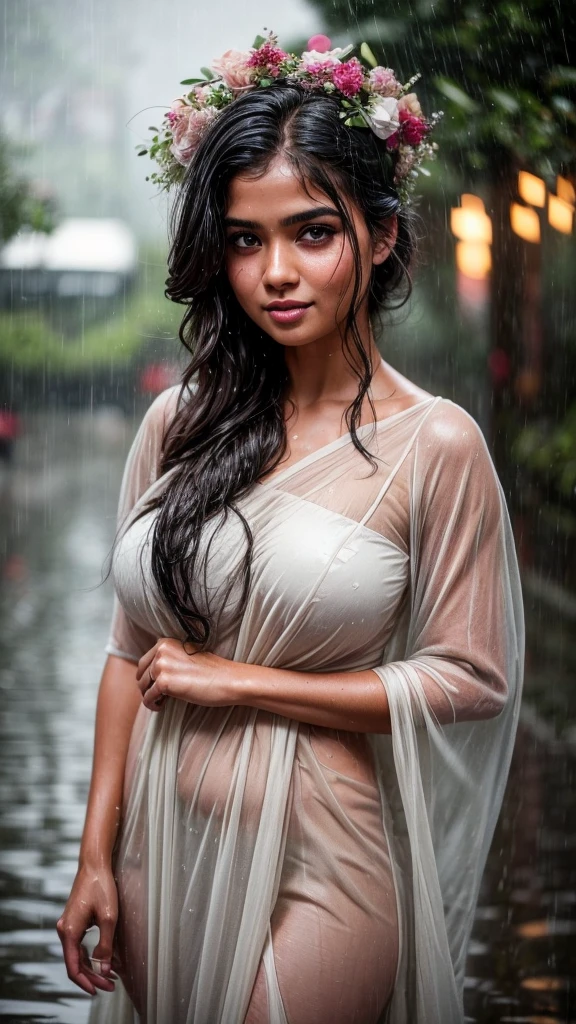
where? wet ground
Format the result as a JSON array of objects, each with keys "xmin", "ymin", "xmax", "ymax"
[{"xmin": 0, "ymin": 409, "xmax": 574, "ymax": 1023}]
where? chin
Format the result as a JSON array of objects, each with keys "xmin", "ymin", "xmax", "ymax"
[
  {"xmin": 258, "ymin": 319, "xmax": 337, "ymax": 349},
  {"xmin": 272, "ymin": 335, "xmax": 320, "ymax": 349}
]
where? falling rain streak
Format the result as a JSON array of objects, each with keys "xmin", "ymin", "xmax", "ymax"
[{"xmin": 0, "ymin": 0, "xmax": 575, "ymax": 1021}]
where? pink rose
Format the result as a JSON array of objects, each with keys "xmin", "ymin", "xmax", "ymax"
[
  {"xmin": 368, "ymin": 67, "xmax": 402, "ymax": 98},
  {"xmin": 210, "ymin": 49, "xmax": 255, "ymax": 92},
  {"xmin": 170, "ymin": 106, "xmax": 219, "ymax": 166},
  {"xmin": 398, "ymin": 92, "xmax": 423, "ymax": 117},
  {"xmin": 193, "ymin": 84, "xmax": 213, "ymax": 105},
  {"xmin": 306, "ymin": 34, "xmax": 332, "ymax": 53}
]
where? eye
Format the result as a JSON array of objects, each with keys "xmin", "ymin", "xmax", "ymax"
[
  {"xmin": 300, "ymin": 224, "xmax": 336, "ymax": 244},
  {"xmin": 227, "ymin": 232, "xmax": 261, "ymax": 249}
]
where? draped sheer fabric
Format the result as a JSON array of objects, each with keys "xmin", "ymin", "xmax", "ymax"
[{"xmin": 88, "ymin": 381, "xmax": 524, "ymax": 1024}]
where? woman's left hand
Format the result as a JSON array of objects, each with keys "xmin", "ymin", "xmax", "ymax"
[{"xmin": 135, "ymin": 638, "xmax": 237, "ymax": 712}]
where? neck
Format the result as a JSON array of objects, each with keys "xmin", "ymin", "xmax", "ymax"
[{"xmin": 282, "ymin": 313, "xmax": 383, "ymax": 409}]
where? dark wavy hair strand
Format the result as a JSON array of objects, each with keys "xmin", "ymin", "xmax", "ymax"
[{"xmin": 118, "ymin": 82, "xmax": 417, "ymax": 648}]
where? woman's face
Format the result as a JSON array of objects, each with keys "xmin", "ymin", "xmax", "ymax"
[{"xmin": 223, "ymin": 155, "xmax": 395, "ymax": 349}]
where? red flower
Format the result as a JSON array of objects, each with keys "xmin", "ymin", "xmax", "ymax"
[
  {"xmin": 246, "ymin": 42, "xmax": 289, "ymax": 70},
  {"xmin": 399, "ymin": 109, "xmax": 429, "ymax": 146},
  {"xmin": 331, "ymin": 58, "xmax": 364, "ymax": 98}
]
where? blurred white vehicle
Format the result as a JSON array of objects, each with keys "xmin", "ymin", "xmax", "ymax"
[{"xmin": 0, "ymin": 217, "xmax": 138, "ymax": 315}]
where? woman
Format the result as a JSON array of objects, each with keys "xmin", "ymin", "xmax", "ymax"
[{"xmin": 57, "ymin": 34, "xmax": 525, "ymax": 1024}]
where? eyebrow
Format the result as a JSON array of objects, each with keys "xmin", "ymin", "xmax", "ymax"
[{"xmin": 224, "ymin": 206, "xmax": 341, "ymax": 230}]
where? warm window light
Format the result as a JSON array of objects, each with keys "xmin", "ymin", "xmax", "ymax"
[
  {"xmin": 556, "ymin": 175, "xmax": 575, "ymax": 207},
  {"xmin": 548, "ymin": 194, "xmax": 574, "ymax": 234},
  {"xmin": 518, "ymin": 170, "xmax": 546, "ymax": 208},
  {"xmin": 460, "ymin": 193, "xmax": 486, "ymax": 211},
  {"xmin": 455, "ymin": 241, "xmax": 492, "ymax": 279},
  {"xmin": 450, "ymin": 205, "xmax": 492, "ymax": 244},
  {"xmin": 510, "ymin": 203, "xmax": 540, "ymax": 243}
]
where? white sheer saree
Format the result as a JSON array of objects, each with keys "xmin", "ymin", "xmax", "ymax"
[{"xmin": 88, "ymin": 381, "xmax": 524, "ymax": 1024}]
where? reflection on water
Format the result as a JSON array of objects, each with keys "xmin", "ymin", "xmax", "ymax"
[{"xmin": 0, "ymin": 411, "xmax": 574, "ymax": 1023}]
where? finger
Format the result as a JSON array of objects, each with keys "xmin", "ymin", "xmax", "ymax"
[
  {"xmin": 88, "ymin": 957, "xmax": 119, "ymax": 980},
  {"xmin": 142, "ymin": 674, "xmax": 166, "ymax": 710},
  {"xmin": 59, "ymin": 927, "xmax": 100, "ymax": 996},
  {"xmin": 110, "ymin": 949, "xmax": 123, "ymax": 974},
  {"xmin": 79, "ymin": 944, "xmax": 117, "ymax": 991},
  {"xmin": 136, "ymin": 643, "xmax": 157, "ymax": 682},
  {"xmin": 137, "ymin": 662, "xmax": 158, "ymax": 697},
  {"xmin": 92, "ymin": 912, "xmax": 117, "ymax": 963},
  {"xmin": 89, "ymin": 917, "xmax": 119, "ymax": 985},
  {"xmin": 182, "ymin": 638, "xmax": 201, "ymax": 656}
]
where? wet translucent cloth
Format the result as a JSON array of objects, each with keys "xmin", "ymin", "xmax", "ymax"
[{"xmin": 88, "ymin": 382, "xmax": 525, "ymax": 1024}]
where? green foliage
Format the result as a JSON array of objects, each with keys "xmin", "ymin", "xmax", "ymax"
[
  {"xmin": 360, "ymin": 42, "xmax": 378, "ymax": 68},
  {"xmin": 304, "ymin": 0, "xmax": 576, "ymax": 181},
  {"xmin": 0, "ymin": 248, "xmax": 181, "ymax": 371},
  {"xmin": 0, "ymin": 133, "xmax": 57, "ymax": 244},
  {"xmin": 513, "ymin": 403, "xmax": 576, "ymax": 499}
]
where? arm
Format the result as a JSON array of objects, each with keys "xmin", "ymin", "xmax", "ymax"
[
  {"xmin": 57, "ymin": 654, "xmax": 141, "ymax": 996},
  {"xmin": 79, "ymin": 654, "xmax": 142, "ymax": 869},
  {"xmin": 138, "ymin": 640, "xmax": 501, "ymax": 734},
  {"xmin": 231, "ymin": 662, "xmax": 392, "ymax": 732},
  {"xmin": 137, "ymin": 640, "xmax": 393, "ymax": 732},
  {"xmin": 58, "ymin": 386, "xmax": 181, "ymax": 995}
]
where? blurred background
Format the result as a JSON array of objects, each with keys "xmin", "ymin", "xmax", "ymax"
[{"xmin": 0, "ymin": 1, "xmax": 575, "ymax": 1021}]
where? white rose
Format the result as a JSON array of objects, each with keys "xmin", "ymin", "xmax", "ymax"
[
  {"xmin": 300, "ymin": 47, "xmax": 346, "ymax": 67},
  {"xmin": 366, "ymin": 96, "xmax": 400, "ymax": 140}
]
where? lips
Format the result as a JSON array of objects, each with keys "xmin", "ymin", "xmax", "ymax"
[
  {"xmin": 264, "ymin": 302, "xmax": 312, "ymax": 311},
  {"xmin": 265, "ymin": 304, "xmax": 312, "ymax": 324}
]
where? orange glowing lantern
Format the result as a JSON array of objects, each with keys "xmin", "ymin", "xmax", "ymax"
[
  {"xmin": 557, "ymin": 175, "xmax": 576, "ymax": 206},
  {"xmin": 450, "ymin": 204, "xmax": 492, "ymax": 245},
  {"xmin": 460, "ymin": 193, "xmax": 486, "ymax": 211},
  {"xmin": 548, "ymin": 194, "xmax": 574, "ymax": 234},
  {"xmin": 450, "ymin": 194, "xmax": 492, "ymax": 284},
  {"xmin": 510, "ymin": 203, "xmax": 540, "ymax": 243},
  {"xmin": 518, "ymin": 171, "xmax": 546, "ymax": 207},
  {"xmin": 455, "ymin": 241, "xmax": 492, "ymax": 279}
]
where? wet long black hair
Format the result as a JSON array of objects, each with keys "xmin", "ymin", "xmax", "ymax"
[{"xmin": 133, "ymin": 82, "xmax": 416, "ymax": 647}]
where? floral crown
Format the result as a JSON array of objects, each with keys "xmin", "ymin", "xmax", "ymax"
[{"xmin": 138, "ymin": 31, "xmax": 443, "ymax": 206}]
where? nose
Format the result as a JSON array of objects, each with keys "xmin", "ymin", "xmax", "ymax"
[{"xmin": 262, "ymin": 236, "xmax": 300, "ymax": 291}]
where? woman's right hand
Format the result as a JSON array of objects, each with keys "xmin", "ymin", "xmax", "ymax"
[{"xmin": 57, "ymin": 863, "xmax": 120, "ymax": 997}]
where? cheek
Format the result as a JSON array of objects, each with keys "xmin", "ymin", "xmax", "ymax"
[
  {"xmin": 225, "ymin": 254, "xmax": 262, "ymax": 302},
  {"xmin": 300, "ymin": 242, "xmax": 355, "ymax": 297}
]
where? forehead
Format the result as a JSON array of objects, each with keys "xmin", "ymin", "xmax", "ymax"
[{"xmin": 226, "ymin": 157, "xmax": 331, "ymax": 215}]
